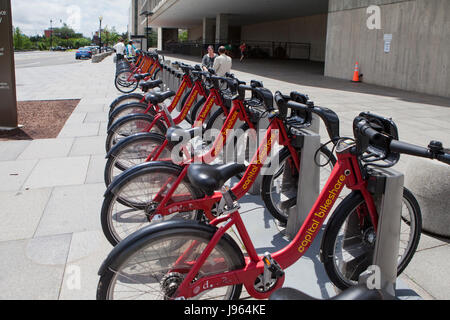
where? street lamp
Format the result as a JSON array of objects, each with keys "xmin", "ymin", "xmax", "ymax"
[
  {"xmin": 99, "ymin": 16, "xmax": 103, "ymax": 53},
  {"xmin": 140, "ymin": 11, "xmax": 154, "ymax": 50},
  {"xmin": 50, "ymin": 19, "xmax": 53, "ymax": 50}
]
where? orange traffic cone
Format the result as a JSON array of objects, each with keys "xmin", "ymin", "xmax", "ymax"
[{"xmin": 352, "ymin": 62, "xmax": 362, "ymax": 82}]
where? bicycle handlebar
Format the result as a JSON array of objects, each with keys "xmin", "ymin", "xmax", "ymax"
[
  {"xmin": 355, "ymin": 119, "xmax": 450, "ymax": 166},
  {"xmin": 275, "ymin": 91, "xmax": 341, "ymax": 141}
]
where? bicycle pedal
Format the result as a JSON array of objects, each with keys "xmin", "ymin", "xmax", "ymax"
[{"xmin": 263, "ymin": 253, "xmax": 285, "ymax": 279}]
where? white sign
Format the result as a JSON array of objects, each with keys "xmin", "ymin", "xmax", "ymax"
[
  {"xmin": 0, "ymin": 10, "xmax": 7, "ymax": 23},
  {"xmin": 384, "ymin": 34, "xmax": 392, "ymax": 53}
]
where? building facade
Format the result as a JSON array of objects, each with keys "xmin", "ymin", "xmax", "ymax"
[
  {"xmin": 134, "ymin": 0, "xmax": 450, "ymax": 98},
  {"xmin": 128, "ymin": 0, "xmax": 151, "ymax": 50}
]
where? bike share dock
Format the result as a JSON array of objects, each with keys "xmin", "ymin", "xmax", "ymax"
[{"xmin": 0, "ymin": 53, "xmax": 448, "ymax": 299}]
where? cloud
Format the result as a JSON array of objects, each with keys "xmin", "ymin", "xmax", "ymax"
[{"xmin": 11, "ymin": 0, "xmax": 130, "ymax": 37}]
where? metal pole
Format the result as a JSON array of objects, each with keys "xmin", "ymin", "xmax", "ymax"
[
  {"xmin": 50, "ymin": 19, "xmax": 53, "ymax": 50},
  {"xmin": 99, "ymin": 16, "xmax": 103, "ymax": 53},
  {"xmin": 0, "ymin": 0, "xmax": 18, "ymax": 129}
]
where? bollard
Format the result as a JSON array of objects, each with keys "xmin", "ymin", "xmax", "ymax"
[
  {"xmin": 358, "ymin": 168, "xmax": 404, "ymax": 296},
  {"xmin": 286, "ymin": 129, "xmax": 321, "ymax": 239}
]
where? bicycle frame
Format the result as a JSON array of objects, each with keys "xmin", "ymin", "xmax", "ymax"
[
  {"xmin": 126, "ymin": 55, "xmax": 160, "ymax": 82},
  {"xmin": 170, "ymin": 143, "xmax": 378, "ymax": 300},
  {"xmin": 146, "ymin": 78, "xmax": 205, "ymax": 129},
  {"xmin": 151, "ymin": 114, "xmax": 299, "ymax": 221},
  {"xmin": 143, "ymin": 94, "xmax": 243, "ymax": 164},
  {"xmin": 137, "ymin": 76, "xmax": 218, "ymax": 134}
]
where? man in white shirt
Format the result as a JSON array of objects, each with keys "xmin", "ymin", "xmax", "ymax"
[
  {"xmin": 213, "ymin": 46, "xmax": 232, "ymax": 77},
  {"xmin": 113, "ymin": 38, "xmax": 126, "ymax": 61}
]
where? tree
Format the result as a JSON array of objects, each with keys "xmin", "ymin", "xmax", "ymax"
[
  {"xmin": 179, "ymin": 29, "xmax": 188, "ymax": 42},
  {"xmin": 53, "ymin": 23, "xmax": 78, "ymax": 39},
  {"xmin": 13, "ymin": 27, "xmax": 33, "ymax": 50},
  {"xmin": 101, "ymin": 26, "xmax": 120, "ymax": 47}
]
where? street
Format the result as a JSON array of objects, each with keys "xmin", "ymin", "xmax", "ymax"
[{"xmin": 14, "ymin": 51, "xmax": 85, "ymax": 69}]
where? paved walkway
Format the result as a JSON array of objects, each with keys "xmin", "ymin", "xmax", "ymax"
[{"xmin": 0, "ymin": 54, "xmax": 448, "ymax": 300}]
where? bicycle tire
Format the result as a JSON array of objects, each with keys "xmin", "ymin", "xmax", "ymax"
[
  {"xmin": 108, "ymin": 102, "xmax": 156, "ymax": 130},
  {"xmin": 101, "ymin": 162, "xmax": 204, "ymax": 246},
  {"xmin": 97, "ymin": 221, "xmax": 245, "ymax": 300},
  {"xmin": 105, "ymin": 113, "xmax": 167, "ymax": 153},
  {"xmin": 108, "ymin": 93, "xmax": 144, "ymax": 116},
  {"xmin": 104, "ymin": 132, "xmax": 172, "ymax": 186},
  {"xmin": 151, "ymin": 68, "xmax": 160, "ymax": 81},
  {"xmin": 261, "ymin": 147, "xmax": 336, "ymax": 224},
  {"xmin": 187, "ymin": 97, "xmax": 207, "ymax": 125},
  {"xmin": 115, "ymin": 72, "xmax": 139, "ymax": 94},
  {"xmin": 320, "ymin": 188, "xmax": 422, "ymax": 290}
]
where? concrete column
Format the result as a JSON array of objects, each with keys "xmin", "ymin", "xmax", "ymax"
[
  {"xmin": 157, "ymin": 28, "xmax": 163, "ymax": 51},
  {"xmin": 215, "ymin": 13, "xmax": 229, "ymax": 44},
  {"xmin": 157, "ymin": 27, "xmax": 179, "ymax": 51},
  {"xmin": 203, "ymin": 17, "xmax": 215, "ymax": 45}
]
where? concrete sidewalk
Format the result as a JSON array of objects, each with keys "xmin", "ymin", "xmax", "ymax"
[{"xmin": 0, "ymin": 54, "xmax": 448, "ymax": 300}]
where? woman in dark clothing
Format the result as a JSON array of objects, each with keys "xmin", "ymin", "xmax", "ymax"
[{"xmin": 202, "ymin": 45, "xmax": 218, "ymax": 71}]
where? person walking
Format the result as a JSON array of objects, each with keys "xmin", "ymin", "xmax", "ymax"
[
  {"xmin": 213, "ymin": 46, "xmax": 232, "ymax": 77},
  {"xmin": 202, "ymin": 45, "xmax": 217, "ymax": 71},
  {"xmin": 239, "ymin": 42, "xmax": 247, "ymax": 62},
  {"xmin": 113, "ymin": 38, "xmax": 126, "ymax": 61},
  {"xmin": 126, "ymin": 40, "xmax": 137, "ymax": 59}
]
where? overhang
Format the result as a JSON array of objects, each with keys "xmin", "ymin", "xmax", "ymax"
[{"xmin": 148, "ymin": 0, "xmax": 329, "ymax": 28}]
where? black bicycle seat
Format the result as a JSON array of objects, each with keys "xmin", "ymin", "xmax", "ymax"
[
  {"xmin": 270, "ymin": 285, "xmax": 395, "ymax": 301},
  {"xmin": 187, "ymin": 163, "xmax": 247, "ymax": 196},
  {"xmin": 139, "ymin": 79, "xmax": 163, "ymax": 92},
  {"xmin": 134, "ymin": 73, "xmax": 151, "ymax": 81},
  {"xmin": 145, "ymin": 90, "xmax": 176, "ymax": 105}
]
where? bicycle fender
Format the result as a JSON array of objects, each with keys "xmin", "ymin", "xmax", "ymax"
[
  {"xmin": 108, "ymin": 93, "xmax": 144, "ymax": 110},
  {"xmin": 109, "ymin": 101, "xmax": 149, "ymax": 120},
  {"xmin": 105, "ymin": 132, "xmax": 166, "ymax": 159},
  {"xmin": 104, "ymin": 161, "xmax": 184, "ymax": 196},
  {"xmin": 107, "ymin": 113, "xmax": 157, "ymax": 135},
  {"xmin": 98, "ymin": 221, "xmax": 219, "ymax": 275}
]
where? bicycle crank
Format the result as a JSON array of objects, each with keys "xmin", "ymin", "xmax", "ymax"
[{"xmin": 254, "ymin": 253, "xmax": 285, "ymax": 293}]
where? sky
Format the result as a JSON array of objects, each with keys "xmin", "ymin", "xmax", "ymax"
[{"xmin": 11, "ymin": 0, "xmax": 130, "ymax": 37}]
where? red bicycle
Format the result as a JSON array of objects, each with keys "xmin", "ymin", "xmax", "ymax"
[
  {"xmin": 97, "ymin": 108, "xmax": 447, "ymax": 300},
  {"xmin": 103, "ymin": 75, "xmax": 258, "ymax": 186},
  {"xmin": 106, "ymin": 64, "xmax": 216, "ymax": 152},
  {"xmin": 100, "ymin": 88, "xmax": 336, "ymax": 246},
  {"xmin": 115, "ymin": 51, "xmax": 162, "ymax": 94},
  {"xmin": 108, "ymin": 61, "xmax": 193, "ymax": 118}
]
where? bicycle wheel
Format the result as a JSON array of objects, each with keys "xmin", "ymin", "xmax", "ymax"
[
  {"xmin": 101, "ymin": 163, "xmax": 204, "ymax": 246},
  {"xmin": 151, "ymin": 68, "xmax": 161, "ymax": 81},
  {"xmin": 320, "ymin": 188, "xmax": 422, "ymax": 290},
  {"xmin": 261, "ymin": 147, "xmax": 336, "ymax": 224},
  {"xmin": 104, "ymin": 133, "xmax": 172, "ymax": 186},
  {"xmin": 108, "ymin": 93, "xmax": 144, "ymax": 116},
  {"xmin": 105, "ymin": 113, "xmax": 167, "ymax": 153},
  {"xmin": 108, "ymin": 102, "xmax": 156, "ymax": 130},
  {"xmin": 187, "ymin": 97, "xmax": 207, "ymax": 125},
  {"xmin": 205, "ymin": 108, "xmax": 245, "ymax": 146},
  {"xmin": 115, "ymin": 71, "xmax": 139, "ymax": 94},
  {"xmin": 97, "ymin": 222, "xmax": 245, "ymax": 300}
]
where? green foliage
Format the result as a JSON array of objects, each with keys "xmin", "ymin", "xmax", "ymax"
[
  {"xmin": 12, "ymin": 24, "xmax": 101, "ymax": 51},
  {"xmin": 13, "ymin": 27, "xmax": 33, "ymax": 50},
  {"xmin": 53, "ymin": 23, "xmax": 81, "ymax": 39},
  {"xmin": 179, "ymin": 29, "xmax": 188, "ymax": 42},
  {"xmin": 101, "ymin": 26, "xmax": 120, "ymax": 47}
]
